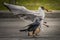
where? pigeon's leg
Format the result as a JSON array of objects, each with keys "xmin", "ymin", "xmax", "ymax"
[
  {"xmin": 32, "ymin": 30, "xmax": 37, "ymax": 37},
  {"xmin": 34, "ymin": 27, "xmax": 40, "ymax": 36},
  {"xmin": 28, "ymin": 27, "xmax": 40, "ymax": 37},
  {"xmin": 28, "ymin": 31, "xmax": 33, "ymax": 36}
]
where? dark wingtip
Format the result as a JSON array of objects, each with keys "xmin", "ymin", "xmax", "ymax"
[
  {"xmin": 3, "ymin": 2, "xmax": 11, "ymax": 11},
  {"xmin": 3, "ymin": 2, "xmax": 7, "ymax": 6}
]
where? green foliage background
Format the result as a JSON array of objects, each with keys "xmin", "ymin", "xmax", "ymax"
[{"xmin": 0, "ymin": 0, "xmax": 60, "ymax": 10}]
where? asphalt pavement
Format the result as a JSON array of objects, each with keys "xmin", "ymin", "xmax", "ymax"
[{"xmin": 0, "ymin": 18, "xmax": 60, "ymax": 40}]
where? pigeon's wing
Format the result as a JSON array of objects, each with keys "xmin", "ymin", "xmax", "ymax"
[{"xmin": 3, "ymin": 2, "xmax": 32, "ymax": 15}]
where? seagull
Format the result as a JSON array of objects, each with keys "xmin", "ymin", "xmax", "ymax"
[{"xmin": 3, "ymin": 2, "xmax": 45, "ymax": 22}]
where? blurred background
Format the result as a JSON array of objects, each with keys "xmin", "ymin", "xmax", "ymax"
[
  {"xmin": 0, "ymin": 0, "xmax": 60, "ymax": 10},
  {"xmin": 0, "ymin": 0, "xmax": 60, "ymax": 18}
]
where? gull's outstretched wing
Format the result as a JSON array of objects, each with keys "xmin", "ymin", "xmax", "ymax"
[
  {"xmin": 3, "ymin": 2, "xmax": 33, "ymax": 15},
  {"xmin": 3, "ymin": 3, "xmax": 40, "ymax": 22}
]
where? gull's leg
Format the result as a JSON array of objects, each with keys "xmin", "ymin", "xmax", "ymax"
[{"xmin": 43, "ymin": 22, "xmax": 49, "ymax": 27}]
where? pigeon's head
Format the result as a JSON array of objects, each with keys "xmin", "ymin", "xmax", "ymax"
[{"xmin": 35, "ymin": 19, "xmax": 40, "ymax": 23}]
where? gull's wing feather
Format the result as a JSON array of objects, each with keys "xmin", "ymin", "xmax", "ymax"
[
  {"xmin": 17, "ymin": 14, "xmax": 36, "ymax": 22},
  {"xmin": 3, "ymin": 2, "xmax": 32, "ymax": 15},
  {"xmin": 3, "ymin": 3, "xmax": 40, "ymax": 22}
]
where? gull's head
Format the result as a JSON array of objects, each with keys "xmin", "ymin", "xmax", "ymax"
[
  {"xmin": 41, "ymin": 6, "xmax": 45, "ymax": 10},
  {"xmin": 38, "ymin": 6, "xmax": 45, "ymax": 11}
]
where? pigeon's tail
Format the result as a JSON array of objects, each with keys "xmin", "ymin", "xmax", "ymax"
[{"xmin": 19, "ymin": 29, "xmax": 28, "ymax": 32}]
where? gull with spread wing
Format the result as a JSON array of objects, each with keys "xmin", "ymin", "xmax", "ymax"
[{"xmin": 3, "ymin": 3, "xmax": 49, "ymax": 37}]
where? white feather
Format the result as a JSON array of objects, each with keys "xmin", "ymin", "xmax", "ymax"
[{"xmin": 4, "ymin": 3, "xmax": 45, "ymax": 22}]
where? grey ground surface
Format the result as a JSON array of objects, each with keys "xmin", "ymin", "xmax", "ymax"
[{"xmin": 0, "ymin": 18, "xmax": 60, "ymax": 40}]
